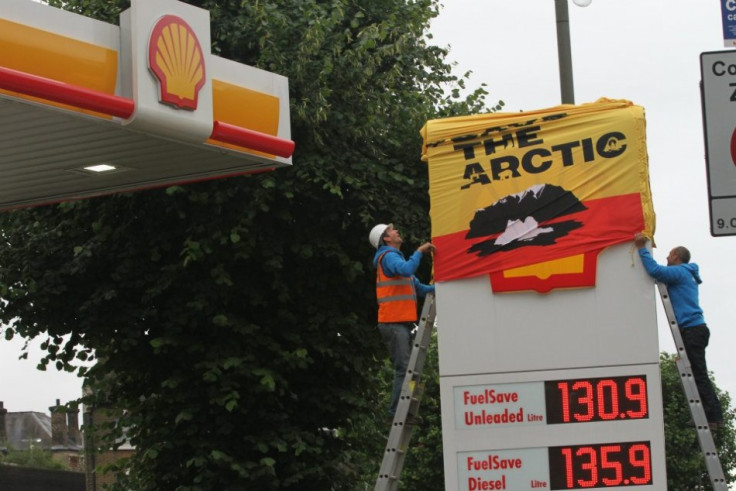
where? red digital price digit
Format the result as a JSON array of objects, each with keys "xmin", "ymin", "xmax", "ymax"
[
  {"xmin": 600, "ymin": 445, "xmax": 622, "ymax": 486},
  {"xmin": 572, "ymin": 381, "xmax": 594, "ymax": 422},
  {"xmin": 558, "ymin": 382, "xmax": 571, "ymax": 423},
  {"xmin": 625, "ymin": 377, "xmax": 648, "ymax": 419},
  {"xmin": 628, "ymin": 443, "xmax": 652, "ymax": 485},
  {"xmin": 577, "ymin": 446, "xmax": 598, "ymax": 487},
  {"xmin": 597, "ymin": 380, "xmax": 619, "ymax": 420},
  {"xmin": 560, "ymin": 447, "xmax": 574, "ymax": 488}
]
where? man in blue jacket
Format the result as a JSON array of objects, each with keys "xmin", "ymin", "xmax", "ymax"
[{"xmin": 634, "ymin": 233, "xmax": 723, "ymax": 430}]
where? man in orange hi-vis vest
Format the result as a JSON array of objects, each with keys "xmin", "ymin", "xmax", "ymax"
[{"xmin": 369, "ymin": 223, "xmax": 435, "ymax": 421}]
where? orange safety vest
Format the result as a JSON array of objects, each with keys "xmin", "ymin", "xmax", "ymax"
[{"xmin": 376, "ymin": 251, "xmax": 418, "ymax": 323}]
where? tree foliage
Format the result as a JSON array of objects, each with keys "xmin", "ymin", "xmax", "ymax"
[
  {"xmin": 0, "ymin": 446, "xmax": 70, "ymax": 471},
  {"xmin": 659, "ymin": 352, "xmax": 736, "ymax": 489},
  {"xmin": 1, "ymin": 0, "xmax": 489, "ymax": 488}
]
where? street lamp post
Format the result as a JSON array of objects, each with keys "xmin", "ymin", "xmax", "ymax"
[
  {"xmin": 554, "ymin": 0, "xmax": 575, "ymax": 104},
  {"xmin": 554, "ymin": 0, "xmax": 591, "ymax": 104}
]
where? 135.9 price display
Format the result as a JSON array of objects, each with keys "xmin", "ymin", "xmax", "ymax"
[
  {"xmin": 548, "ymin": 441, "xmax": 652, "ymax": 489},
  {"xmin": 544, "ymin": 375, "xmax": 648, "ymax": 424}
]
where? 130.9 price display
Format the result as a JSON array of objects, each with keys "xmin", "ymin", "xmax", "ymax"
[
  {"xmin": 548, "ymin": 441, "xmax": 652, "ymax": 489},
  {"xmin": 544, "ymin": 375, "xmax": 648, "ymax": 424}
]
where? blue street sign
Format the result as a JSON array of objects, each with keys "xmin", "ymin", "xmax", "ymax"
[{"xmin": 722, "ymin": 0, "xmax": 736, "ymax": 47}]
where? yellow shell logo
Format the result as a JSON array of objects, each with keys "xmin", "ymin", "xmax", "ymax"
[{"xmin": 148, "ymin": 15, "xmax": 206, "ymax": 110}]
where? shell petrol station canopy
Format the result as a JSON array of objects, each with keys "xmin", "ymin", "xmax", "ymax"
[{"xmin": 0, "ymin": 0, "xmax": 294, "ymax": 211}]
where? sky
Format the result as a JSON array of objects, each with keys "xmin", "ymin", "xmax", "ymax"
[
  {"xmin": 429, "ymin": 0, "xmax": 736, "ymax": 411},
  {"xmin": 0, "ymin": 335, "xmax": 83, "ymax": 413},
  {"xmin": 1, "ymin": 0, "xmax": 734, "ymax": 426}
]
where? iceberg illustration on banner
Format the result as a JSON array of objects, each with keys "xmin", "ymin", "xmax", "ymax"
[
  {"xmin": 495, "ymin": 217, "xmax": 553, "ymax": 245},
  {"xmin": 466, "ymin": 184, "xmax": 586, "ymax": 256}
]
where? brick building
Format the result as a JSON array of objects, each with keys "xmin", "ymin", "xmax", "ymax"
[
  {"xmin": 82, "ymin": 403, "xmax": 135, "ymax": 490},
  {"xmin": 1, "ymin": 398, "xmax": 138, "ymax": 489},
  {"xmin": 0, "ymin": 399, "xmax": 84, "ymax": 471}
]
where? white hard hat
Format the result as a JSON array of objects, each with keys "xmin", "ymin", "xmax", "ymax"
[{"xmin": 369, "ymin": 223, "xmax": 390, "ymax": 249}]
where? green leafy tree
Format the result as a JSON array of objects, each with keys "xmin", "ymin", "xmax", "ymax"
[
  {"xmin": 660, "ymin": 352, "xmax": 736, "ymax": 489},
  {"xmin": 0, "ymin": 445, "xmax": 70, "ymax": 471},
  {"xmin": 1, "ymin": 0, "xmax": 491, "ymax": 489}
]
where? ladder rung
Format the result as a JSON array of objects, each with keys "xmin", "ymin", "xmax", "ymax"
[{"xmin": 384, "ymin": 448, "xmax": 405, "ymax": 456}]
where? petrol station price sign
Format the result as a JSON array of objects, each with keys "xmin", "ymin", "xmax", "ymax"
[
  {"xmin": 458, "ymin": 441, "xmax": 653, "ymax": 490},
  {"xmin": 453, "ymin": 376, "xmax": 654, "ymax": 489},
  {"xmin": 454, "ymin": 375, "xmax": 649, "ymax": 429}
]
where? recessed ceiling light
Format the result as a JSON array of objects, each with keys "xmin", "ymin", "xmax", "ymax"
[
  {"xmin": 83, "ymin": 164, "xmax": 117, "ymax": 173},
  {"xmin": 69, "ymin": 163, "xmax": 130, "ymax": 176}
]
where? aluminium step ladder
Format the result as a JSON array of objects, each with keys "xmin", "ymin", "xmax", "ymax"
[
  {"xmin": 656, "ymin": 282, "xmax": 727, "ymax": 490},
  {"xmin": 374, "ymin": 293, "xmax": 437, "ymax": 491}
]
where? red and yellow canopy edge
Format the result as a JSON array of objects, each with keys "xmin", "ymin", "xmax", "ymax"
[{"xmin": 0, "ymin": 18, "xmax": 294, "ymax": 158}]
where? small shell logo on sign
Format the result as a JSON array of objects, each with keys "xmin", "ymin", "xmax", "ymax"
[
  {"xmin": 148, "ymin": 15, "xmax": 206, "ymax": 110},
  {"xmin": 730, "ymin": 127, "xmax": 736, "ymax": 166}
]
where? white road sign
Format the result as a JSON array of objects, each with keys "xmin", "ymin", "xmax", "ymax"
[{"xmin": 701, "ymin": 50, "xmax": 736, "ymax": 236}]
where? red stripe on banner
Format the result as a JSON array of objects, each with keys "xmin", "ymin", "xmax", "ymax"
[{"xmin": 432, "ymin": 193, "xmax": 644, "ymax": 282}]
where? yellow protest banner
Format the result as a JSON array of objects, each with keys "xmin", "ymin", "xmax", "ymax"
[{"xmin": 421, "ymin": 98, "xmax": 655, "ymax": 292}]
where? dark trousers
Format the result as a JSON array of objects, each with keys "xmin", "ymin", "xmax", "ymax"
[
  {"xmin": 377, "ymin": 323, "xmax": 412, "ymax": 416},
  {"xmin": 681, "ymin": 325, "xmax": 723, "ymax": 423}
]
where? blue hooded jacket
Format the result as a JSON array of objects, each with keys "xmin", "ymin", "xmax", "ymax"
[
  {"xmin": 638, "ymin": 248, "xmax": 705, "ymax": 328},
  {"xmin": 373, "ymin": 245, "xmax": 435, "ymax": 297}
]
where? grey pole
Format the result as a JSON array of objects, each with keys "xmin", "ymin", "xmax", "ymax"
[{"xmin": 554, "ymin": 0, "xmax": 575, "ymax": 104}]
